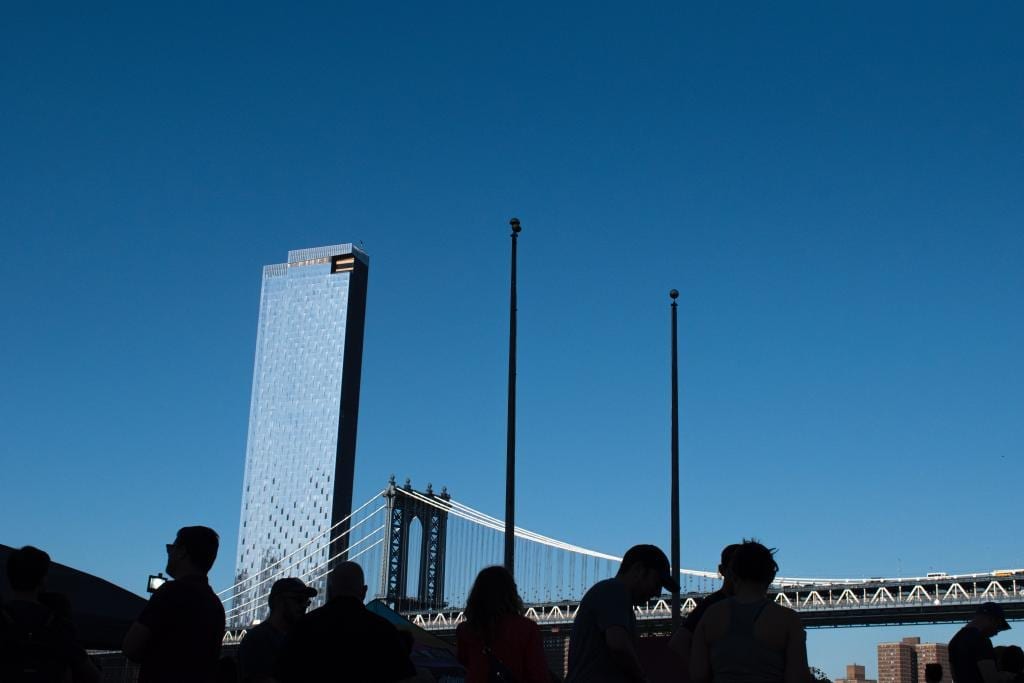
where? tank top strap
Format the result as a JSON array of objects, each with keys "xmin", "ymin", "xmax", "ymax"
[{"xmin": 727, "ymin": 598, "xmax": 771, "ymax": 636}]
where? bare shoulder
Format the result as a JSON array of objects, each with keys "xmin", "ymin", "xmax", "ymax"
[
  {"xmin": 698, "ymin": 599, "xmax": 731, "ymax": 635},
  {"xmin": 702, "ymin": 599, "xmax": 731, "ymax": 621},
  {"xmin": 768, "ymin": 603, "xmax": 805, "ymax": 630}
]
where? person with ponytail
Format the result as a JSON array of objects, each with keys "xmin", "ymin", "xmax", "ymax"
[{"xmin": 690, "ymin": 540, "xmax": 808, "ymax": 683}]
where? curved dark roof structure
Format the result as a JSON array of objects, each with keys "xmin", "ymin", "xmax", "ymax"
[{"xmin": 0, "ymin": 544, "xmax": 148, "ymax": 650}]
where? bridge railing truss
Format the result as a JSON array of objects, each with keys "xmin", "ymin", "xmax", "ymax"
[{"xmin": 407, "ymin": 576, "xmax": 1024, "ymax": 631}]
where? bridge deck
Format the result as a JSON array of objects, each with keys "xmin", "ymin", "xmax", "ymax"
[{"xmin": 406, "ymin": 574, "xmax": 1024, "ymax": 633}]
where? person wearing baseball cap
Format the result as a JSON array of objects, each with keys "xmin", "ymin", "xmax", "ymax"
[
  {"xmin": 237, "ymin": 578, "xmax": 317, "ymax": 683},
  {"xmin": 566, "ymin": 544, "xmax": 676, "ymax": 682},
  {"xmin": 950, "ymin": 602, "xmax": 1014, "ymax": 683}
]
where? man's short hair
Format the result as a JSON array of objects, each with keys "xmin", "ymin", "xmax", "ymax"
[
  {"xmin": 328, "ymin": 561, "xmax": 365, "ymax": 597},
  {"xmin": 730, "ymin": 540, "xmax": 778, "ymax": 586},
  {"xmin": 618, "ymin": 544, "xmax": 671, "ymax": 577},
  {"xmin": 720, "ymin": 543, "xmax": 741, "ymax": 567},
  {"xmin": 176, "ymin": 526, "xmax": 219, "ymax": 573},
  {"xmin": 7, "ymin": 546, "xmax": 51, "ymax": 591}
]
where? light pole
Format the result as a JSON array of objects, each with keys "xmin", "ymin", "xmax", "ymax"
[
  {"xmin": 505, "ymin": 217, "xmax": 521, "ymax": 574},
  {"xmin": 670, "ymin": 288, "xmax": 681, "ymax": 629}
]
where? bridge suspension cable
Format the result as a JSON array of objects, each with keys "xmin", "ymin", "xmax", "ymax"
[
  {"xmin": 223, "ymin": 513, "xmax": 386, "ymax": 610},
  {"xmin": 398, "ymin": 487, "xmax": 870, "ymax": 588},
  {"xmin": 224, "ymin": 482, "xmax": 1014, "ymax": 629},
  {"xmin": 225, "ymin": 525, "xmax": 387, "ymax": 620},
  {"xmin": 223, "ymin": 490, "xmax": 389, "ymax": 626},
  {"xmin": 217, "ymin": 491, "xmax": 385, "ymax": 598}
]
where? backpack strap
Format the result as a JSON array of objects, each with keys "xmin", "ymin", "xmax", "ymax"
[{"xmin": 482, "ymin": 645, "xmax": 516, "ymax": 682}]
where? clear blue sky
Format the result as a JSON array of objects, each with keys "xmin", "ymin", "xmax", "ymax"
[{"xmin": 2, "ymin": 2, "xmax": 1022, "ymax": 676}]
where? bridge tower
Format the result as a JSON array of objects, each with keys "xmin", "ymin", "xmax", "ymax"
[{"xmin": 383, "ymin": 477, "xmax": 451, "ymax": 611}]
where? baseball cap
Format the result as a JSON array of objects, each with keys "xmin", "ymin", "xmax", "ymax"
[
  {"xmin": 269, "ymin": 577, "xmax": 318, "ymax": 600},
  {"xmin": 621, "ymin": 544, "xmax": 680, "ymax": 593},
  {"xmin": 977, "ymin": 602, "xmax": 1011, "ymax": 631}
]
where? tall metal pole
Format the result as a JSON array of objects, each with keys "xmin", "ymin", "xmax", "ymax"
[
  {"xmin": 505, "ymin": 217, "xmax": 521, "ymax": 574},
  {"xmin": 670, "ymin": 288, "xmax": 681, "ymax": 629}
]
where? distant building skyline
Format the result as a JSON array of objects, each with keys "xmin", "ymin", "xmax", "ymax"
[
  {"xmin": 837, "ymin": 663, "xmax": 877, "ymax": 683},
  {"xmin": 914, "ymin": 643, "xmax": 950, "ymax": 683},
  {"xmin": 878, "ymin": 637, "xmax": 950, "ymax": 683},
  {"xmin": 231, "ymin": 244, "xmax": 369, "ymax": 626}
]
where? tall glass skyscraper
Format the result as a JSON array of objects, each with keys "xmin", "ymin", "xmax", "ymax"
[{"xmin": 231, "ymin": 244, "xmax": 369, "ymax": 626}]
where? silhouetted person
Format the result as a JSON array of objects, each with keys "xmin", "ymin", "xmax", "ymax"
[
  {"xmin": 274, "ymin": 562, "xmax": 415, "ymax": 683},
  {"xmin": 237, "ymin": 578, "xmax": 317, "ymax": 683},
  {"xmin": 457, "ymin": 566, "xmax": 550, "ymax": 683},
  {"xmin": 669, "ymin": 543, "xmax": 741, "ymax": 672},
  {"xmin": 949, "ymin": 603, "xmax": 1013, "ymax": 683},
  {"xmin": 217, "ymin": 655, "xmax": 240, "ymax": 683},
  {"xmin": 566, "ymin": 544, "xmax": 678, "ymax": 683},
  {"xmin": 38, "ymin": 592, "xmax": 101, "ymax": 683},
  {"xmin": 123, "ymin": 526, "xmax": 226, "ymax": 683},
  {"xmin": 690, "ymin": 540, "xmax": 808, "ymax": 683},
  {"xmin": 0, "ymin": 546, "xmax": 76, "ymax": 682},
  {"xmin": 997, "ymin": 646, "xmax": 1024, "ymax": 678},
  {"xmin": 926, "ymin": 663, "xmax": 945, "ymax": 683}
]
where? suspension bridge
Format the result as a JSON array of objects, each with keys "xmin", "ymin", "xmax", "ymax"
[{"xmin": 221, "ymin": 479, "xmax": 1024, "ymax": 633}]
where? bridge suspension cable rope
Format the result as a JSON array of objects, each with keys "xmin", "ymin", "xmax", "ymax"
[
  {"xmin": 223, "ymin": 513, "xmax": 386, "ymax": 618},
  {"xmin": 306, "ymin": 537, "xmax": 387, "ymax": 586},
  {"xmin": 400, "ymin": 488, "xmax": 866, "ymax": 587},
  {"xmin": 403, "ymin": 488, "xmax": 722, "ymax": 579},
  {"xmin": 399, "ymin": 488, "xmax": 625, "ymax": 563},
  {"xmin": 217, "ymin": 492, "xmax": 386, "ymax": 598},
  {"xmin": 221, "ymin": 502, "xmax": 387, "ymax": 604},
  {"xmin": 225, "ymin": 524, "xmax": 387, "ymax": 620}
]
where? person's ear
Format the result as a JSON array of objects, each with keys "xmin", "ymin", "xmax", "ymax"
[{"xmin": 361, "ymin": 584, "xmax": 368, "ymax": 600}]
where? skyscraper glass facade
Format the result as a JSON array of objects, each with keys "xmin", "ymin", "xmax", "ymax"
[{"xmin": 231, "ymin": 244, "xmax": 369, "ymax": 626}]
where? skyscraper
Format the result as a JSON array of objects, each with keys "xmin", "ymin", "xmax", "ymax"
[
  {"xmin": 231, "ymin": 244, "xmax": 369, "ymax": 626},
  {"xmin": 878, "ymin": 637, "xmax": 951, "ymax": 683},
  {"xmin": 878, "ymin": 638, "xmax": 919, "ymax": 683}
]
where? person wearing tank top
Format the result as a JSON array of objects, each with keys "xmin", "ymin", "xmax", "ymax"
[{"xmin": 690, "ymin": 541, "xmax": 808, "ymax": 683}]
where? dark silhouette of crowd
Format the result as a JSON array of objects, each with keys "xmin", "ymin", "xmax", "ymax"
[
  {"xmin": 950, "ymin": 602, "xmax": 1020, "ymax": 683},
  {"xmin": 3, "ymin": 532, "xmax": 1022, "ymax": 683},
  {"xmin": 0, "ymin": 545, "xmax": 101, "ymax": 682}
]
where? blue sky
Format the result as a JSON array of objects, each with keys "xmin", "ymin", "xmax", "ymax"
[{"xmin": 2, "ymin": 2, "xmax": 1022, "ymax": 676}]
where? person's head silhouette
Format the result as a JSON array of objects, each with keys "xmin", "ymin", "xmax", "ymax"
[
  {"xmin": 718, "ymin": 543, "xmax": 741, "ymax": 591},
  {"xmin": 617, "ymin": 544, "xmax": 678, "ymax": 605},
  {"xmin": 165, "ymin": 526, "xmax": 219, "ymax": 579},
  {"xmin": 6, "ymin": 545, "xmax": 51, "ymax": 599},
  {"xmin": 328, "ymin": 561, "xmax": 367, "ymax": 601},
  {"xmin": 997, "ymin": 644, "xmax": 1024, "ymax": 673},
  {"xmin": 729, "ymin": 540, "xmax": 779, "ymax": 595},
  {"xmin": 465, "ymin": 566, "xmax": 525, "ymax": 637},
  {"xmin": 266, "ymin": 578, "xmax": 317, "ymax": 630},
  {"xmin": 973, "ymin": 602, "xmax": 1011, "ymax": 638}
]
